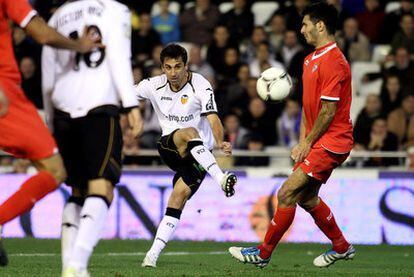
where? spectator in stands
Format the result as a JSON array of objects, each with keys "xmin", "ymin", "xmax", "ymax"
[
  {"xmin": 188, "ymin": 44, "xmax": 215, "ymax": 84},
  {"xmin": 327, "ymin": 0, "xmax": 351, "ymax": 29},
  {"xmin": 12, "ymin": 26, "xmax": 41, "ymax": 65},
  {"xmin": 249, "ymin": 42, "xmax": 284, "ymax": 78},
  {"xmin": 277, "ymin": 98, "xmax": 301, "ymax": 148},
  {"xmin": 391, "ymin": 14, "xmax": 414, "ymax": 58},
  {"xmin": 226, "ymin": 63, "xmax": 250, "ymax": 114},
  {"xmin": 279, "ymin": 0, "xmax": 310, "ymax": 33},
  {"xmin": 217, "ymin": 47, "xmax": 241, "ymax": 84},
  {"xmin": 143, "ymin": 44, "xmax": 163, "ymax": 75},
  {"xmin": 132, "ymin": 64, "xmax": 144, "ymax": 85},
  {"xmin": 356, "ymin": 0, "xmax": 385, "ymax": 43},
  {"xmin": 10, "ymin": 159, "xmax": 31, "ymax": 174},
  {"xmin": 132, "ymin": 13, "xmax": 161, "ymax": 63},
  {"xmin": 336, "ymin": 17, "xmax": 371, "ymax": 62},
  {"xmin": 223, "ymin": 113, "xmax": 250, "ymax": 149},
  {"xmin": 388, "ymin": 94, "xmax": 414, "ymax": 149},
  {"xmin": 179, "ymin": 0, "xmax": 220, "ymax": 46},
  {"xmin": 152, "ymin": 0, "xmax": 181, "ymax": 45},
  {"xmin": 219, "ymin": 0, "xmax": 254, "ymax": 44},
  {"xmin": 381, "ymin": 0, "xmax": 414, "ymax": 44},
  {"xmin": 276, "ymin": 30, "xmax": 304, "ymax": 68},
  {"xmin": 20, "ymin": 56, "xmax": 42, "ymax": 109},
  {"xmin": 267, "ymin": 14, "xmax": 287, "ymax": 54},
  {"xmin": 236, "ymin": 133, "xmax": 270, "ymax": 166},
  {"xmin": 242, "ymin": 26, "xmax": 269, "ymax": 64},
  {"xmin": 380, "ymin": 75, "xmax": 403, "ymax": 116},
  {"xmin": 354, "ymin": 94, "xmax": 383, "ymax": 147},
  {"xmin": 363, "ymin": 118, "xmax": 400, "ymax": 167},
  {"xmin": 207, "ymin": 25, "xmax": 238, "ymax": 74},
  {"xmin": 387, "ymin": 47, "xmax": 414, "ymax": 93},
  {"xmin": 241, "ymin": 98, "xmax": 276, "ymax": 146}
]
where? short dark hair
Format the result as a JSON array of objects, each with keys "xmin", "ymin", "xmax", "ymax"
[
  {"xmin": 302, "ymin": 2, "xmax": 338, "ymax": 35},
  {"xmin": 160, "ymin": 44, "xmax": 188, "ymax": 64}
]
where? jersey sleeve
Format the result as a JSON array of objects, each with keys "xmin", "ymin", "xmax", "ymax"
[
  {"xmin": 106, "ymin": 6, "xmax": 138, "ymax": 109},
  {"xmin": 134, "ymin": 79, "xmax": 152, "ymax": 101},
  {"xmin": 198, "ymin": 78, "xmax": 218, "ymax": 115},
  {"xmin": 41, "ymin": 44, "xmax": 57, "ymax": 130},
  {"xmin": 320, "ymin": 60, "xmax": 345, "ymax": 102},
  {"xmin": 4, "ymin": 0, "xmax": 37, "ymax": 28}
]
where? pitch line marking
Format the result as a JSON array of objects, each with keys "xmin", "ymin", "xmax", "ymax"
[{"xmin": 10, "ymin": 251, "xmax": 227, "ymax": 257}]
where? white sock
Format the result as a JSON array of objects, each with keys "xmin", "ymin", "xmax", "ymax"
[
  {"xmin": 61, "ymin": 201, "xmax": 82, "ymax": 271},
  {"xmin": 68, "ymin": 196, "xmax": 109, "ymax": 271},
  {"xmin": 148, "ymin": 215, "xmax": 180, "ymax": 257},
  {"xmin": 189, "ymin": 139, "xmax": 224, "ymax": 184}
]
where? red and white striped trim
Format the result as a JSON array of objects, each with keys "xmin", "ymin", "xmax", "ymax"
[{"xmin": 20, "ymin": 10, "xmax": 37, "ymax": 28}]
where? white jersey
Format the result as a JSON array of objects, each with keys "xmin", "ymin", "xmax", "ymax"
[
  {"xmin": 41, "ymin": 0, "xmax": 137, "ymax": 120},
  {"xmin": 135, "ymin": 72, "xmax": 218, "ymax": 149}
]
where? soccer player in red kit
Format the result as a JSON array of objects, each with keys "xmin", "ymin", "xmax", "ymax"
[
  {"xmin": 229, "ymin": 2, "xmax": 356, "ymax": 268},
  {"xmin": 0, "ymin": 0, "xmax": 101, "ymax": 266}
]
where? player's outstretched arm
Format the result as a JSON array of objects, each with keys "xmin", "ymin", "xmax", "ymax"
[
  {"xmin": 291, "ymin": 101, "xmax": 336, "ymax": 163},
  {"xmin": 126, "ymin": 108, "xmax": 144, "ymax": 138},
  {"xmin": 207, "ymin": 113, "xmax": 232, "ymax": 155},
  {"xmin": 0, "ymin": 89, "xmax": 9, "ymax": 117},
  {"xmin": 24, "ymin": 16, "xmax": 103, "ymax": 53}
]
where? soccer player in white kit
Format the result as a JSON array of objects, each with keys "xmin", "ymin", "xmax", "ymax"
[{"xmin": 135, "ymin": 44, "xmax": 237, "ymax": 268}]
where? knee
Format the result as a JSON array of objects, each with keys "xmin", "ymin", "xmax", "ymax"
[
  {"xmin": 298, "ymin": 197, "xmax": 319, "ymax": 211},
  {"xmin": 277, "ymin": 186, "xmax": 296, "ymax": 207},
  {"xmin": 183, "ymin": 127, "xmax": 200, "ymax": 142},
  {"xmin": 88, "ymin": 179, "xmax": 114, "ymax": 204},
  {"xmin": 45, "ymin": 162, "xmax": 67, "ymax": 185}
]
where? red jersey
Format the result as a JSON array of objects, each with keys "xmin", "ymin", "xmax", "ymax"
[
  {"xmin": 302, "ymin": 42, "xmax": 354, "ymax": 154},
  {"xmin": 0, "ymin": 0, "xmax": 37, "ymax": 84}
]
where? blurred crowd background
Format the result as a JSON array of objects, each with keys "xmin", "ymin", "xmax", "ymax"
[{"xmin": 4, "ymin": 0, "xmax": 414, "ymax": 171}]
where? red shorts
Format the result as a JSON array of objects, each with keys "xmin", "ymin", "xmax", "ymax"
[
  {"xmin": 293, "ymin": 146, "xmax": 349, "ymax": 183},
  {"xmin": 0, "ymin": 78, "xmax": 57, "ymax": 160}
]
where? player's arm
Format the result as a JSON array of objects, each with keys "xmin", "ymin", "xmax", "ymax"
[
  {"xmin": 24, "ymin": 16, "xmax": 101, "ymax": 53},
  {"xmin": 41, "ymin": 45, "xmax": 57, "ymax": 130},
  {"xmin": 298, "ymin": 108, "xmax": 306, "ymax": 143},
  {"xmin": 0, "ymin": 89, "xmax": 9, "ymax": 117},
  {"xmin": 207, "ymin": 113, "xmax": 232, "ymax": 156},
  {"xmin": 291, "ymin": 101, "xmax": 337, "ymax": 163}
]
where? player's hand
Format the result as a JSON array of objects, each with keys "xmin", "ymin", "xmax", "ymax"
[
  {"xmin": 219, "ymin": 141, "xmax": 232, "ymax": 156},
  {"xmin": 291, "ymin": 141, "xmax": 311, "ymax": 163},
  {"xmin": 0, "ymin": 90, "xmax": 9, "ymax": 117},
  {"xmin": 77, "ymin": 26, "xmax": 105, "ymax": 54},
  {"xmin": 127, "ymin": 108, "xmax": 143, "ymax": 138}
]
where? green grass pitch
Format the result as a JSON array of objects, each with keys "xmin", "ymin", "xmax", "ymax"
[{"xmin": 1, "ymin": 238, "xmax": 413, "ymax": 276}]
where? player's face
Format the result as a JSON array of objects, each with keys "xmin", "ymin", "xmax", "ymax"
[
  {"xmin": 162, "ymin": 57, "xmax": 188, "ymax": 87},
  {"xmin": 301, "ymin": 15, "xmax": 318, "ymax": 46}
]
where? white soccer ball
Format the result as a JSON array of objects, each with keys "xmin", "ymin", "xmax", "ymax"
[{"xmin": 256, "ymin": 67, "xmax": 292, "ymax": 102}]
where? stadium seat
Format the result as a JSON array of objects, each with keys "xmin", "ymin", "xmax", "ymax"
[
  {"xmin": 358, "ymin": 79, "xmax": 383, "ymax": 97},
  {"xmin": 385, "ymin": 2, "xmax": 401, "ymax": 13},
  {"xmin": 351, "ymin": 61, "xmax": 381, "ymax": 95},
  {"xmin": 251, "ymin": 2, "xmax": 279, "ymax": 26},
  {"xmin": 184, "ymin": 1, "xmax": 195, "ymax": 10},
  {"xmin": 350, "ymin": 95, "xmax": 366, "ymax": 123},
  {"xmin": 176, "ymin": 42, "xmax": 194, "ymax": 55},
  {"xmin": 219, "ymin": 2, "xmax": 234, "ymax": 14},
  {"xmin": 151, "ymin": 1, "xmax": 180, "ymax": 16},
  {"xmin": 372, "ymin": 44, "xmax": 392, "ymax": 63}
]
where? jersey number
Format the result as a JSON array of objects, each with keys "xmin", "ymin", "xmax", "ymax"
[{"xmin": 69, "ymin": 25, "xmax": 105, "ymax": 71}]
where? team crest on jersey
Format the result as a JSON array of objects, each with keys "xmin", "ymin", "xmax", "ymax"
[
  {"xmin": 312, "ymin": 64, "xmax": 319, "ymax": 73},
  {"xmin": 304, "ymin": 59, "xmax": 309, "ymax": 66},
  {"xmin": 181, "ymin": 94, "xmax": 189, "ymax": 104}
]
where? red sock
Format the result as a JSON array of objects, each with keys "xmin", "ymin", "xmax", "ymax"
[
  {"xmin": 0, "ymin": 171, "xmax": 58, "ymax": 225},
  {"xmin": 308, "ymin": 198, "xmax": 349, "ymax": 253},
  {"xmin": 258, "ymin": 206, "xmax": 296, "ymax": 259}
]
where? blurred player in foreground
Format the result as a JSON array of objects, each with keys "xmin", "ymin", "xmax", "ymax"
[
  {"xmin": 229, "ymin": 2, "xmax": 356, "ymax": 268},
  {"xmin": 135, "ymin": 44, "xmax": 237, "ymax": 268},
  {"xmin": 0, "ymin": 0, "xmax": 101, "ymax": 267},
  {"xmin": 41, "ymin": 0, "xmax": 142, "ymax": 276}
]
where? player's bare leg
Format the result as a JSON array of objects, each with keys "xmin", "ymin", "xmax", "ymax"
[
  {"xmin": 142, "ymin": 178, "xmax": 191, "ymax": 268},
  {"xmin": 63, "ymin": 179, "xmax": 113, "ymax": 277},
  {"xmin": 173, "ymin": 127, "xmax": 237, "ymax": 197},
  {"xmin": 229, "ymin": 168, "xmax": 309, "ymax": 267},
  {"xmin": 0, "ymin": 154, "xmax": 66, "ymax": 267}
]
